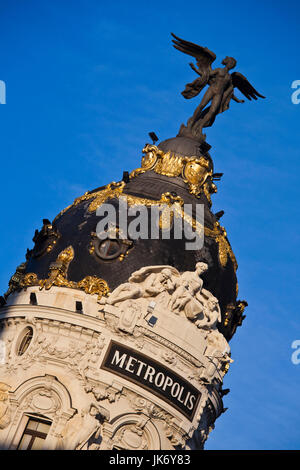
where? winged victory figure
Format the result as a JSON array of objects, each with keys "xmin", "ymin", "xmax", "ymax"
[{"xmin": 171, "ymin": 33, "xmax": 265, "ymax": 142}]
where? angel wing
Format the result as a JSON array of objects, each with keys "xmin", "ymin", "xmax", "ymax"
[
  {"xmin": 231, "ymin": 72, "xmax": 265, "ymax": 101},
  {"xmin": 171, "ymin": 33, "xmax": 216, "ymax": 99},
  {"xmin": 171, "ymin": 33, "xmax": 216, "ymax": 74}
]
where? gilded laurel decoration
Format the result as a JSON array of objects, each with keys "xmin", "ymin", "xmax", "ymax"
[
  {"xmin": 36, "ymin": 245, "xmax": 75, "ymax": 290},
  {"xmin": 77, "ymin": 276, "xmax": 110, "ymax": 297},
  {"xmin": 53, "ymin": 144, "xmax": 216, "ymax": 222},
  {"xmin": 53, "ymin": 182, "xmax": 126, "ymax": 221},
  {"xmin": 129, "ymin": 144, "xmax": 161, "ymax": 179},
  {"xmin": 22, "ymin": 273, "xmax": 39, "ymax": 286},
  {"xmin": 201, "ymin": 178, "xmax": 217, "ymax": 207},
  {"xmin": 159, "ymin": 192, "xmax": 184, "ymax": 206},
  {"xmin": 154, "ymin": 151, "xmax": 185, "ymax": 177},
  {"xmin": 53, "ymin": 186, "xmax": 236, "ymax": 269},
  {"xmin": 87, "ymin": 182, "xmax": 126, "ymax": 213},
  {"xmin": 129, "ymin": 144, "xmax": 214, "ymax": 198},
  {"xmin": 182, "ymin": 157, "xmax": 212, "ymax": 197},
  {"xmin": 13, "ymin": 246, "xmax": 110, "ymax": 301},
  {"xmin": 5, "ymin": 217, "xmax": 235, "ymax": 305},
  {"xmin": 158, "ymin": 193, "xmax": 184, "ymax": 230},
  {"xmin": 184, "ymin": 159, "xmax": 208, "ymax": 184},
  {"xmin": 124, "ymin": 192, "xmax": 205, "ymax": 238},
  {"xmin": 142, "ymin": 144, "xmax": 162, "ymax": 168},
  {"xmin": 204, "ymin": 222, "xmax": 238, "ymax": 271},
  {"xmin": 35, "ymin": 149, "xmax": 236, "ymax": 282}
]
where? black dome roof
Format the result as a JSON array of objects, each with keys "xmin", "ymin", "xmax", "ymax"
[{"xmin": 23, "ymin": 136, "xmax": 243, "ymax": 340}]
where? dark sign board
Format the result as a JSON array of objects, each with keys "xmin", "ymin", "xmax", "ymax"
[{"xmin": 101, "ymin": 341, "xmax": 201, "ymax": 420}]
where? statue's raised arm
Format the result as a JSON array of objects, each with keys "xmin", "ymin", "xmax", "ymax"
[{"xmin": 171, "ymin": 33, "xmax": 265, "ymax": 143}]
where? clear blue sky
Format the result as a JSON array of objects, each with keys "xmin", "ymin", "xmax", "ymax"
[{"xmin": 0, "ymin": 0, "xmax": 299, "ymax": 450}]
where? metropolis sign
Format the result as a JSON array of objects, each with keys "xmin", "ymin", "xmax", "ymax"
[{"xmin": 101, "ymin": 341, "xmax": 201, "ymax": 420}]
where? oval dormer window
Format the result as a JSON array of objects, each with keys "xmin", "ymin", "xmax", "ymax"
[{"xmin": 17, "ymin": 327, "xmax": 33, "ymax": 356}]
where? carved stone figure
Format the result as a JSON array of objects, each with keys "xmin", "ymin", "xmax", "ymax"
[
  {"xmin": 197, "ymin": 289, "xmax": 221, "ymax": 329},
  {"xmin": 58, "ymin": 403, "xmax": 109, "ymax": 450},
  {"xmin": 142, "ymin": 268, "xmax": 177, "ymax": 298},
  {"xmin": 104, "ymin": 266, "xmax": 179, "ymax": 307},
  {"xmin": 206, "ymin": 330, "xmax": 230, "ymax": 356},
  {"xmin": 180, "ymin": 262, "xmax": 208, "ymax": 295},
  {"xmin": 171, "ymin": 33, "xmax": 265, "ymax": 141},
  {"xmin": 169, "ymin": 263, "xmax": 209, "ymax": 322},
  {"xmin": 100, "ymin": 263, "xmax": 221, "ymax": 331},
  {"xmin": 129, "ymin": 266, "xmax": 178, "ymax": 297},
  {"xmin": 0, "ymin": 382, "xmax": 11, "ymax": 429},
  {"xmin": 105, "ymin": 282, "xmax": 142, "ymax": 306},
  {"xmin": 170, "ymin": 262, "xmax": 208, "ymax": 319}
]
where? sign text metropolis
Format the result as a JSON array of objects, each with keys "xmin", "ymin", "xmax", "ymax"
[{"xmin": 101, "ymin": 341, "xmax": 201, "ymax": 420}]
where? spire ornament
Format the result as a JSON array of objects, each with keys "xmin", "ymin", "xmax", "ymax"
[{"xmin": 171, "ymin": 33, "xmax": 265, "ymax": 142}]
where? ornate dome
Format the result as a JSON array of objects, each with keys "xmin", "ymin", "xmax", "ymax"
[{"xmin": 5, "ymin": 136, "xmax": 246, "ymax": 340}]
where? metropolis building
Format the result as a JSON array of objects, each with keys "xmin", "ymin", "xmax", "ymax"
[
  {"xmin": 0, "ymin": 137, "xmax": 246, "ymax": 450},
  {"xmin": 0, "ymin": 35, "xmax": 253, "ymax": 450}
]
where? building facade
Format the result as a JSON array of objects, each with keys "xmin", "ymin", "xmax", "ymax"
[{"xmin": 0, "ymin": 137, "xmax": 246, "ymax": 450}]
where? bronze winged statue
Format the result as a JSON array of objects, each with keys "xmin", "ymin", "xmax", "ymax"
[{"xmin": 171, "ymin": 33, "xmax": 265, "ymax": 142}]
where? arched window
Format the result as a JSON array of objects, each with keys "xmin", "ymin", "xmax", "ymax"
[{"xmin": 17, "ymin": 327, "xmax": 33, "ymax": 356}]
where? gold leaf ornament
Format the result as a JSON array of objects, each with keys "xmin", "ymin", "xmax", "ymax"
[{"xmin": 18, "ymin": 246, "xmax": 109, "ymax": 301}]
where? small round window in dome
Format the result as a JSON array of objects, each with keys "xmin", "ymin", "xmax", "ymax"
[
  {"xmin": 17, "ymin": 327, "xmax": 33, "ymax": 356},
  {"xmin": 89, "ymin": 228, "xmax": 134, "ymax": 262},
  {"xmin": 96, "ymin": 239, "xmax": 123, "ymax": 260}
]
